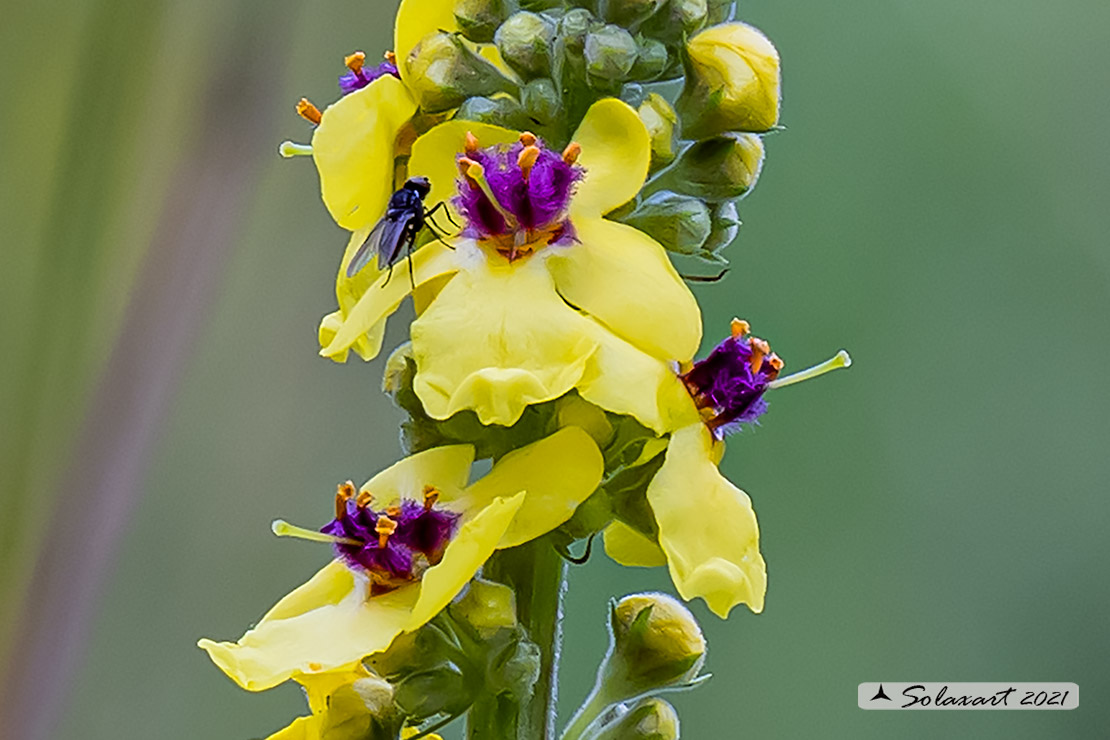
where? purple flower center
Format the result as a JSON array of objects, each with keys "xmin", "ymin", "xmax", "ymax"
[
  {"xmin": 681, "ymin": 319, "xmax": 783, "ymax": 439},
  {"xmin": 321, "ymin": 483, "xmax": 459, "ymax": 591},
  {"xmin": 338, "ymin": 51, "xmax": 400, "ymax": 95},
  {"xmin": 454, "ymin": 133, "xmax": 584, "ymax": 259}
]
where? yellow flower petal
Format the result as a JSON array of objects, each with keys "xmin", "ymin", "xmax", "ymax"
[
  {"xmin": 405, "ymin": 492, "xmax": 526, "ymax": 630},
  {"xmin": 264, "ymin": 715, "xmax": 317, "ymax": 740},
  {"xmin": 603, "ymin": 521, "xmax": 668, "ymax": 567},
  {"xmin": 198, "ymin": 561, "xmax": 419, "ymax": 691},
  {"xmin": 311, "ymin": 76, "xmax": 417, "ymax": 231},
  {"xmin": 569, "ymin": 98, "xmax": 652, "ymax": 218},
  {"xmin": 410, "ymin": 253, "xmax": 599, "ymax": 425},
  {"xmin": 461, "ymin": 427, "xmax": 603, "ymax": 548},
  {"xmin": 320, "ymin": 227, "xmax": 389, "ymax": 363},
  {"xmin": 577, "ymin": 323, "xmax": 702, "ymax": 434},
  {"xmin": 321, "ymin": 243, "xmax": 461, "ymax": 359},
  {"xmin": 647, "ymin": 424, "xmax": 766, "ymax": 618},
  {"xmin": 407, "ymin": 119, "xmax": 520, "ymax": 219},
  {"xmin": 394, "ymin": 0, "xmax": 462, "ymax": 69},
  {"xmin": 362, "ymin": 443, "xmax": 475, "ymax": 504},
  {"xmin": 296, "ymin": 664, "xmax": 373, "ymax": 715},
  {"xmin": 548, "ymin": 217, "xmax": 702, "ymax": 362}
]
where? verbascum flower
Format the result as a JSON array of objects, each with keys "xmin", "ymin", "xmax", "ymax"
[
  {"xmin": 676, "ymin": 21, "xmax": 781, "ymax": 139},
  {"xmin": 320, "ymin": 98, "xmax": 703, "ymax": 430},
  {"xmin": 198, "ymin": 427, "xmax": 602, "ymax": 691},
  {"xmin": 291, "ymin": 0, "xmax": 513, "ymax": 360},
  {"xmin": 603, "ymin": 319, "xmax": 851, "ymax": 617}
]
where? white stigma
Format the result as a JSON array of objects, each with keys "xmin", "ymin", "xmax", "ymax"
[
  {"xmin": 767, "ymin": 349, "xmax": 851, "ymax": 390},
  {"xmin": 271, "ymin": 519, "xmax": 363, "ymax": 547},
  {"xmin": 279, "ymin": 141, "xmax": 313, "ymax": 158}
]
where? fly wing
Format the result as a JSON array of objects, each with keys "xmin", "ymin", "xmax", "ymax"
[
  {"xmin": 346, "ymin": 217, "xmax": 388, "ymax": 278},
  {"xmin": 375, "ymin": 211, "xmax": 417, "ymax": 271}
]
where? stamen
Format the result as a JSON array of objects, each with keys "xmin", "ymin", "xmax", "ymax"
[
  {"xmin": 465, "ymin": 131, "xmax": 480, "ymax": 154},
  {"xmin": 518, "ymin": 145, "xmax": 541, "ymax": 182},
  {"xmin": 423, "ymin": 485, "xmax": 440, "ymax": 510},
  {"xmin": 278, "ymin": 141, "xmax": 313, "ymax": 158},
  {"xmin": 519, "ymin": 131, "xmax": 537, "ymax": 147},
  {"xmin": 562, "ymin": 142, "xmax": 581, "ymax": 165},
  {"xmin": 768, "ymin": 352, "xmax": 784, "ymax": 372},
  {"xmin": 385, "ymin": 505, "xmax": 402, "ymax": 518},
  {"xmin": 458, "ymin": 157, "xmax": 520, "ymax": 228},
  {"xmin": 338, "ymin": 481, "xmax": 357, "ymax": 499},
  {"xmin": 384, "ymin": 50, "xmax": 397, "ymax": 65},
  {"xmin": 375, "ymin": 515, "xmax": 398, "ymax": 548},
  {"xmin": 730, "ymin": 318, "xmax": 750, "ymax": 338},
  {"xmin": 767, "ymin": 350, "xmax": 852, "ymax": 389},
  {"xmin": 344, "ymin": 51, "xmax": 366, "ymax": 75},
  {"xmin": 272, "ymin": 519, "xmax": 363, "ymax": 547},
  {"xmin": 749, "ymin": 337, "xmax": 770, "ymax": 373},
  {"xmin": 356, "ymin": 490, "xmax": 373, "ymax": 508},
  {"xmin": 296, "ymin": 98, "xmax": 322, "ymax": 125}
]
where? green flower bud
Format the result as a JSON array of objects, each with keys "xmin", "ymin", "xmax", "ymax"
[
  {"xmin": 393, "ymin": 664, "xmax": 472, "ymax": 720},
  {"xmin": 563, "ymin": 593, "xmax": 706, "ymax": 740},
  {"xmin": 620, "ymin": 82, "xmax": 646, "ymax": 109},
  {"xmin": 622, "ymin": 191, "xmax": 712, "ymax": 255},
  {"xmin": 455, "ymin": 0, "xmax": 512, "ymax": 43},
  {"xmin": 453, "ymin": 578, "xmax": 518, "ymax": 634},
  {"xmin": 609, "ymin": 593, "xmax": 706, "ymax": 691},
  {"xmin": 592, "ymin": 698, "xmax": 681, "ymax": 740},
  {"xmin": 321, "ymin": 677, "xmax": 403, "ymax": 740},
  {"xmin": 485, "ymin": 634, "xmax": 542, "ymax": 699},
  {"xmin": 706, "ymin": 0, "xmax": 735, "ymax": 24},
  {"xmin": 676, "ymin": 22, "xmax": 781, "ymax": 138},
  {"xmin": 637, "ymin": 93, "xmax": 678, "ymax": 170},
  {"xmin": 630, "ymin": 36, "xmax": 668, "ymax": 81},
  {"xmin": 559, "ymin": 8, "xmax": 595, "ymax": 53},
  {"xmin": 597, "ymin": 0, "xmax": 666, "ymax": 27},
  {"xmin": 405, "ymin": 31, "xmax": 516, "ymax": 112},
  {"xmin": 496, "ymin": 11, "xmax": 557, "ymax": 79},
  {"xmin": 585, "ymin": 24, "xmax": 639, "ymax": 87},
  {"xmin": 641, "ymin": 0, "xmax": 707, "ymax": 44},
  {"xmin": 666, "ymin": 132, "xmax": 764, "ymax": 201},
  {"xmin": 702, "ymin": 199, "xmax": 740, "ymax": 255},
  {"xmin": 521, "ymin": 77, "xmax": 562, "ymax": 125},
  {"xmin": 455, "ymin": 94, "xmax": 533, "ymax": 130}
]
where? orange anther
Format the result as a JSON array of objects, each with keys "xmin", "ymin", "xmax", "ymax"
[
  {"xmin": 749, "ymin": 337, "xmax": 770, "ymax": 373},
  {"xmin": 386, "ymin": 505, "xmax": 402, "ymax": 518},
  {"xmin": 518, "ymin": 145, "xmax": 541, "ymax": 181},
  {"xmin": 768, "ymin": 352, "xmax": 784, "ymax": 372},
  {"xmin": 376, "ymin": 515, "xmax": 398, "ymax": 548},
  {"xmin": 337, "ymin": 481, "xmax": 356, "ymax": 499},
  {"xmin": 519, "ymin": 131, "xmax": 537, "ymax": 147},
  {"xmin": 384, "ymin": 50, "xmax": 397, "ymax": 65},
  {"xmin": 423, "ymin": 485, "xmax": 441, "ymax": 510},
  {"xmin": 562, "ymin": 142, "xmax": 581, "ymax": 165},
  {"xmin": 730, "ymin": 318, "xmax": 750, "ymax": 338},
  {"xmin": 356, "ymin": 490, "xmax": 373, "ymax": 508},
  {"xmin": 465, "ymin": 131, "xmax": 480, "ymax": 154},
  {"xmin": 344, "ymin": 51, "xmax": 366, "ymax": 74},
  {"xmin": 296, "ymin": 98, "xmax": 322, "ymax": 125}
]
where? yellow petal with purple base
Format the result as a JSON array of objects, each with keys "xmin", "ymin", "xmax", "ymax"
[
  {"xmin": 647, "ymin": 424, "xmax": 766, "ymax": 617},
  {"xmin": 405, "ymin": 492, "xmax": 525, "ymax": 630},
  {"xmin": 461, "ymin": 427, "xmax": 603, "ymax": 548},
  {"xmin": 312, "ymin": 76, "xmax": 416, "ymax": 231},
  {"xmin": 362, "ymin": 443, "xmax": 476, "ymax": 505},
  {"xmin": 548, "ymin": 218, "xmax": 702, "ymax": 362}
]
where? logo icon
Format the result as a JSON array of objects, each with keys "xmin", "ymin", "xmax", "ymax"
[{"xmin": 870, "ymin": 684, "xmax": 892, "ymax": 701}]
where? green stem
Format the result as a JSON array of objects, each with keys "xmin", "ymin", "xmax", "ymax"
[{"xmin": 469, "ymin": 538, "xmax": 566, "ymax": 740}]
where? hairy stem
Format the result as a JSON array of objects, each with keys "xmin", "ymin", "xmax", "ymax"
[{"xmin": 470, "ymin": 538, "xmax": 567, "ymax": 740}]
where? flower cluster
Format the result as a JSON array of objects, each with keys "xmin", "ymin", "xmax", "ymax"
[{"xmin": 207, "ymin": 0, "xmax": 851, "ymax": 737}]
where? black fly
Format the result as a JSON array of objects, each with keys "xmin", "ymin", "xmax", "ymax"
[{"xmin": 346, "ymin": 176, "xmax": 456, "ymax": 286}]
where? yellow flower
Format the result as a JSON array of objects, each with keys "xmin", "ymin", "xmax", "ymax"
[
  {"xmin": 320, "ymin": 98, "xmax": 703, "ymax": 429},
  {"xmin": 676, "ymin": 21, "xmax": 781, "ymax": 139},
  {"xmin": 198, "ymin": 427, "xmax": 602, "ymax": 692}
]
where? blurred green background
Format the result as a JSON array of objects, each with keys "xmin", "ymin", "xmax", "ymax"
[{"xmin": 2, "ymin": 0, "xmax": 1108, "ymax": 738}]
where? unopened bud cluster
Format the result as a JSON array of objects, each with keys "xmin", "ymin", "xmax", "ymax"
[{"xmin": 425, "ymin": 0, "xmax": 781, "ymax": 266}]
